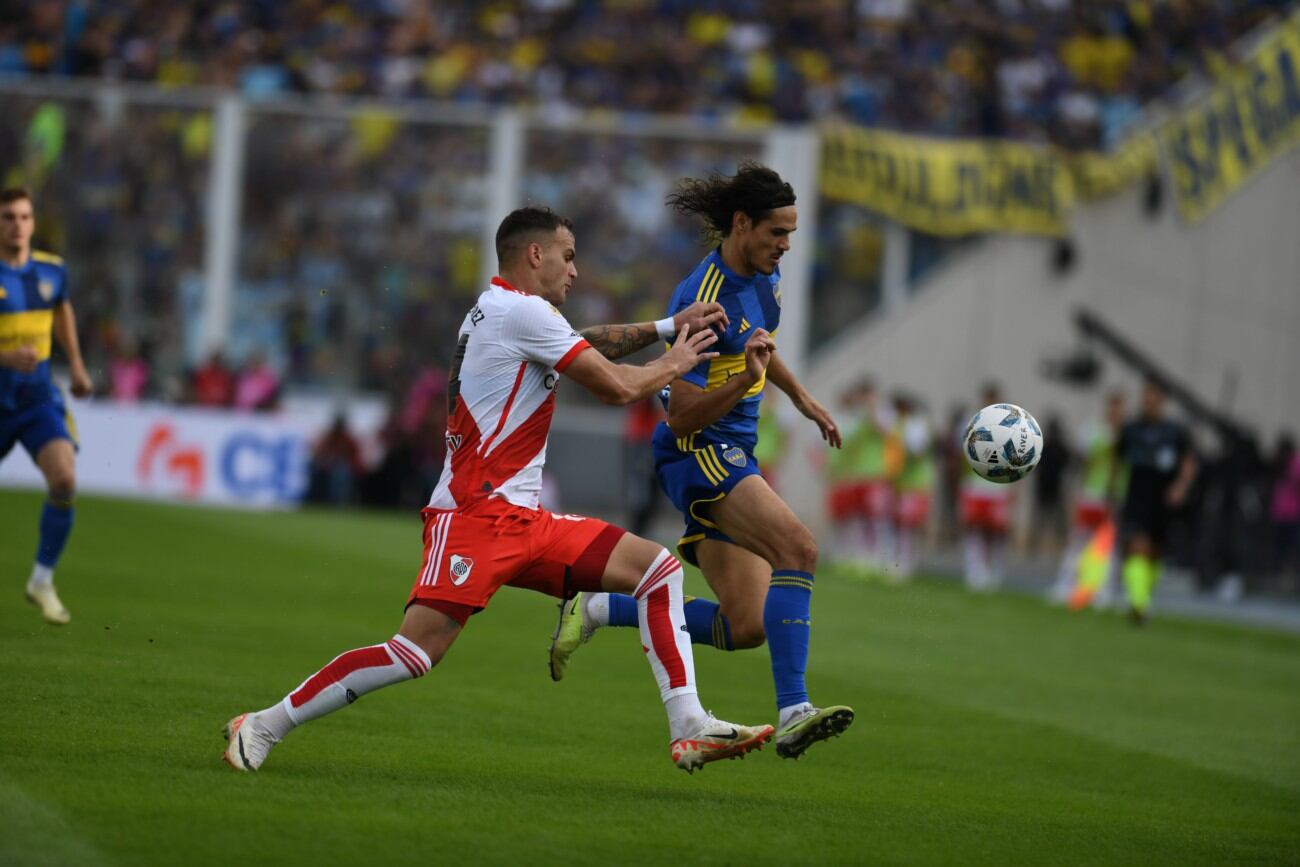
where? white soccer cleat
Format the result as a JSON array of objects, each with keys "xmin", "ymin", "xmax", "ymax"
[
  {"xmin": 548, "ymin": 593, "xmax": 596, "ymax": 682},
  {"xmin": 25, "ymin": 582, "xmax": 70, "ymax": 625},
  {"xmin": 775, "ymin": 705, "xmax": 855, "ymax": 759},
  {"xmin": 670, "ymin": 716, "xmax": 774, "ymax": 773},
  {"xmin": 222, "ymin": 712, "xmax": 280, "ymax": 772}
]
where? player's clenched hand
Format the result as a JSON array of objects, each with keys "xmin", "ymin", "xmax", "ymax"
[
  {"xmin": 743, "ymin": 328, "xmax": 775, "ymax": 382},
  {"xmin": 673, "ymin": 301, "xmax": 729, "ymax": 336},
  {"xmin": 665, "ymin": 324, "xmax": 718, "ymax": 375},
  {"xmin": 0, "ymin": 346, "xmax": 39, "ymax": 374},
  {"xmin": 70, "ymin": 366, "xmax": 93, "ymax": 399},
  {"xmin": 795, "ymin": 393, "xmax": 842, "ymax": 448}
]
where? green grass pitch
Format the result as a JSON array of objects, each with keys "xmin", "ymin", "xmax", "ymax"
[{"xmin": 1, "ymin": 488, "xmax": 1298, "ymax": 866}]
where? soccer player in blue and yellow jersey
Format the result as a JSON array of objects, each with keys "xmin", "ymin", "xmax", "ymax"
[
  {"xmin": 0, "ymin": 187, "xmax": 93, "ymax": 624},
  {"xmin": 552, "ymin": 163, "xmax": 855, "ymax": 758}
]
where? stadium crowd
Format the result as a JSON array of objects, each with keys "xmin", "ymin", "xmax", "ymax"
[{"xmin": 4, "ymin": 0, "xmax": 1294, "ymax": 150}]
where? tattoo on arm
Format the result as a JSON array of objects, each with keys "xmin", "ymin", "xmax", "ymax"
[{"xmin": 579, "ymin": 322, "xmax": 658, "ymax": 360}]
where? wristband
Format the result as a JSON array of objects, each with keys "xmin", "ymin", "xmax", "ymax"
[{"xmin": 654, "ymin": 317, "xmax": 676, "ymax": 339}]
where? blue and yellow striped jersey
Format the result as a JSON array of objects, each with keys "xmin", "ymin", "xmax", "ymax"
[
  {"xmin": 661, "ymin": 248, "xmax": 782, "ymax": 453},
  {"xmin": 0, "ymin": 250, "xmax": 69, "ymax": 412}
]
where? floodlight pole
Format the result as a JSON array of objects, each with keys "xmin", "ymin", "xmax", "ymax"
[
  {"xmin": 762, "ymin": 125, "xmax": 824, "ymax": 529},
  {"xmin": 762, "ymin": 125, "xmax": 817, "ymax": 379},
  {"xmin": 200, "ymin": 94, "xmax": 246, "ymax": 363},
  {"xmin": 480, "ymin": 109, "xmax": 524, "ymax": 289}
]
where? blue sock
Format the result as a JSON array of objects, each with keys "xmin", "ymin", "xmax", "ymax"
[
  {"xmin": 765, "ymin": 570, "xmax": 814, "ymax": 711},
  {"xmin": 682, "ymin": 597, "xmax": 734, "ymax": 649},
  {"xmin": 37, "ymin": 500, "xmax": 75, "ymax": 568},
  {"xmin": 604, "ymin": 593, "xmax": 734, "ymax": 650},
  {"xmin": 607, "ymin": 593, "xmax": 639, "ymax": 627}
]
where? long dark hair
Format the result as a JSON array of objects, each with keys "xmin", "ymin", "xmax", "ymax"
[{"xmin": 666, "ymin": 161, "xmax": 795, "ymax": 239}]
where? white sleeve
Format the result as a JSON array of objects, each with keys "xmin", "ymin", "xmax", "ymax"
[{"xmin": 503, "ymin": 298, "xmax": 591, "ymax": 371}]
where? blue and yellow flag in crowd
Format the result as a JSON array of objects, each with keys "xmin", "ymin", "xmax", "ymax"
[{"xmin": 1160, "ymin": 10, "xmax": 1300, "ymax": 224}]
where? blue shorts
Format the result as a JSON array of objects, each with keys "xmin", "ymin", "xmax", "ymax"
[
  {"xmin": 0, "ymin": 394, "xmax": 77, "ymax": 463},
  {"xmin": 653, "ymin": 432, "xmax": 762, "ymax": 567}
]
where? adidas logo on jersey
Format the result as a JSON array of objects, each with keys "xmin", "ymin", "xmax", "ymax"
[{"xmin": 450, "ymin": 555, "xmax": 474, "ymax": 586}]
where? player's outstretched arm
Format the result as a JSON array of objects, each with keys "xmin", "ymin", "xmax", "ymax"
[
  {"xmin": 53, "ymin": 300, "xmax": 93, "ymax": 398},
  {"xmin": 564, "ymin": 324, "xmax": 718, "ymax": 406},
  {"xmin": 579, "ymin": 301, "xmax": 728, "ymax": 360},
  {"xmin": 666, "ymin": 328, "xmax": 774, "ymax": 437},
  {"xmin": 766, "ymin": 352, "xmax": 842, "ymax": 448}
]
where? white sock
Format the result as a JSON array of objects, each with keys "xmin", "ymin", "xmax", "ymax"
[
  {"xmin": 264, "ymin": 634, "xmax": 431, "ymax": 736},
  {"xmin": 633, "ymin": 549, "xmax": 705, "ymax": 739},
  {"xmin": 873, "ymin": 516, "xmax": 895, "ymax": 567},
  {"xmin": 778, "ymin": 701, "xmax": 815, "ymax": 730},
  {"xmin": 963, "ymin": 533, "xmax": 985, "ymax": 588},
  {"xmin": 28, "ymin": 563, "xmax": 53, "ymax": 589},
  {"xmin": 665, "ymin": 694, "xmax": 708, "ymax": 739},
  {"xmin": 255, "ymin": 701, "xmax": 294, "ymax": 742},
  {"xmin": 988, "ymin": 537, "xmax": 1007, "ymax": 587},
  {"xmin": 584, "ymin": 592, "xmax": 610, "ymax": 628},
  {"xmin": 896, "ymin": 528, "xmax": 916, "ymax": 578}
]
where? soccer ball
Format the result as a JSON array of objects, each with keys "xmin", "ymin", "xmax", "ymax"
[{"xmin": 963, "ymin": 403, "xmax": 1043, "ymax": 483}]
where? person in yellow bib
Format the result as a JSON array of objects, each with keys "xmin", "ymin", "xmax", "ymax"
[
  {"xmin": 826, "ymin": 382, "xmax": 889, "ymax": 571},
  {"xmin": 1050, "ymin": 390, "xmax": 1127, "ymax": 607},
  {"xmin": 888, "ymin": 393, "xmax": 934, "ymax": 582},
  {"xmin": 0, "ymin": 187, "xmax": 93, "ymax": 624},
  {"xmin": 826, "ymin": 379, "xmax": 893, "ymax": 576}
]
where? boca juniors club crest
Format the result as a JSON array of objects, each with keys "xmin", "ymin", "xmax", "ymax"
[
  {"xmin": 449, "ymin": 554, "xmax": 474, "ymax": 586},
  {"xmin": 722, "ymin": 446, "xmax": 747, "ymax": 468},
  {"xmin": 38, "ymin": 280, "xmax": 55, "ymax": 302}
]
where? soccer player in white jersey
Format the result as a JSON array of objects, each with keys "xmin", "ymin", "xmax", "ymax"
[{"xmin": 223, "ymin": 207, "xmax": 774, "ymax": 774}]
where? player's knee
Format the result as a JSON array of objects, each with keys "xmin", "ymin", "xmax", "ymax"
[
  {"xmin": 47, "ymin": 477, "xmax": 75, "ymax": 504},
  {"xmin": 774, "ymin": 527, "xmax": 818, "ymax": 572}
]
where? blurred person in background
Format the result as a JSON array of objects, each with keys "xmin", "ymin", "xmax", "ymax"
[
  {"xmin": 825, "ymin": 378, "xmax": 889, "ymax": 575},
  {"xmin": 306, "ymin": 412, "xmax": 365, "ymax": 507},
  {"xmin": 192, "ymin": 349, "xmax": 235, "ymax": 408},
  {"xmin": 936, "ymin": 403, "xmax": 968, "ymax": 546},
  {"xmin": 1197, "ymin": 432, "xmax": 1264, "ymax": 603},
  {"xmin": 960, "ymin": 383, "xmax": 1015, "ymax": 591},
  {"xmin": 233, "ymin": 350, "xmax": 281, "ymax": 412},
  {"xmin": 107, "ymin": 335, "xmax": 150, "ymax": 402},
  {"xmin": 752, "ymin": 389, "xmax": 790, "ymax": 493},
  {"xmin": 1030, "ymin": 414, "xmax": 1071, "ymax": 561},
  {"xmin": 888, "ymin": 392, "xmax": 934, "ymax": 583},
  {"xmin": 0, "ymin": 186, "xmax": 92, "ymax": 625},
  {"xmin": 1113, "ymin": 378, "xmax": 1197, "ymax": 625},
  {"xmin": 1051, "ymin": 390, "xmax": 1126, "ymax": 607},
  {"xmin": 623, "ymin": 395, "xmax": 664, "ymax": 537},
  {"xmin": 360, "ymin": 407, "xmax": 420, "ymax": 509},
  {"xmin": 1270, "ymin": 434, "xmax": 1300, "ymax": 580}
]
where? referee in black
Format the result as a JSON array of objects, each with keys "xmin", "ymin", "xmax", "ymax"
[{"xmin": 1112, "ymin": 379, "xmax": 1197, "ymax": 624}]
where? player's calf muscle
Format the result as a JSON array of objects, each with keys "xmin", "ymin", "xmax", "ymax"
[{"xmin": 728, "ymin": 620, "xmax": 766, "ymax": 649}]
